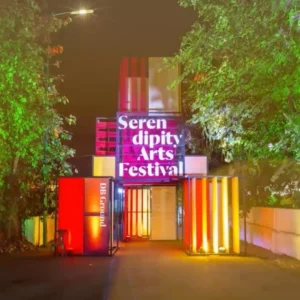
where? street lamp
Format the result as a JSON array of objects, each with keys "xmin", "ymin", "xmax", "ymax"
[
  {"xmin": 42, "ymin": 8, "xmax": 93, "ymax": 248},
  {"xmin": 53, "ymin": 9, "xmax": 94, "ymax": 17},
  {"xmin": 73, "ymin": 9, "xmax": 94, "ymax": 15}
]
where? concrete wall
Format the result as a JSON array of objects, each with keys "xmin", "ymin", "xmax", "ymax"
[{"xmin": 240, "ymin": 207, "xmax": 300, "ymax": 260}]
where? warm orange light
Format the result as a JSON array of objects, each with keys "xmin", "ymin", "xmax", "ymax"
[
  {"xmin": 126, "ymin": 188, "xmax": 151, "ymax": 238},
  {"xmin": 127, "ymin": 189, "xmax": 132, "ymax": 236},
  {"xmin": 147, "ymin": 189, "xmax": 151, "ymax": 236},
  {"xmin": 85, "ymin": 216, "xmax": 101, "ymax": 251},
  {"xmin": 137, "ymin": 189, "xmax": 142, "ymax": 236},
  {"xmin": 222, "ymin": 177, "xmax": 229, "ymax": 253},
  {"xmin": 142, "ymin": 189, "xmax": 150, "ymax": 236},
  {"xmin": 202, "ymin": 178, "xmax": 208, "ymax": 252},
  {"xmin": 91, "ymin": 217, "xmax": 100, "ymax": 240},
  {"xmin": 232, "ymin": 177, "xmax": 240, "ymax": 254},
  {"xmin": 192, "ymin": 179, "xmax": 197, "ymax": 253},
  {"xmin": 212, "ymin": 177, "xmax": 218, "ymax": 253},
  {"xmin": 71, "ymin": 9, "xmax": 94, "ymax": 15},
  {"xmin": 132, "ymin": 189, "xmax": 137, "ymax": 236},
  {"xmin": 85, "ymin": 179, "xmax": 102, "ymax": 213}
]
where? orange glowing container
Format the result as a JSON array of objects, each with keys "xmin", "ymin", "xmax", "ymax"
[
  {"xmin": 183, "ymin": 176, "xmax": 240, "ymax": 255},
  {"xmin": 58, "ymin": 177, "xmax": 120, "ymax": 256}
]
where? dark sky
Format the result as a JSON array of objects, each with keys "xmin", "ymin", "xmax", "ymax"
[{"xmin": 48, "ymin": 0, "xmax": 196, "ymax": 156}]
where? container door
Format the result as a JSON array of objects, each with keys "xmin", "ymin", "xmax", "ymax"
[{"xmin": 151, "ymin": 186, "xmax": 177, "ymax": 240}]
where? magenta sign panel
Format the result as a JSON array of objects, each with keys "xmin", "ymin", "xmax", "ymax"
[{"xmin": 116, "ymin": 113, "xmax": 184, "ymax": 181}]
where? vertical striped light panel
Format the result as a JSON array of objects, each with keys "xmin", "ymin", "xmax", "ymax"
[
  {"xmin": 222, "ymin": 177, "xmax": 229, "ymax": 253},
  {"xmin": 119, "ymin": 57, "xmax": 129, "ymax": 111},
  {"xmin": 183, "ymin": 176, "xmax": 240, "ymax": 255},
  {"xmin": 232, "ymin": 177, "xmax": 240, "ymax": 254},
  {"xmin": 183, "ymin": 179, "xmax": 190, "ymax": 249},
  {"xmin": 118, "ymin": 57, "xmax": 148, "ymax": 112},
  {"xmin": 196, "ymin": 179, "xmax": 203, "ymax": 251},
  {"xmin": 212, "ymin": 177, "xmax": 219, "ymax": 254},
  {"xmin": 124, "ymin": 187, "xmax": 151, "ymax": 239},
  {"xmin": 201, "ymin": 178, "xmax": 208, "ymax": 252},
  {"xmin": 123, "ymin": 187, "xmax": 128, "ymax": 239},
  {"xmin": 191, "ymin": 178, "xmax": 197, "ymax": 252}
]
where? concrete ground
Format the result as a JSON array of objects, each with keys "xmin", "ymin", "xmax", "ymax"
[
  {"xmin": 108, "ymin": 241, "xmax": 300, "ymax": 300},
  {"xmin": 1, "ymin": 241, "xmax": 300, "ymax": 300},
  {"xmin": 0, "ymin": 252, "xmax": 113, "ymax": 299}
]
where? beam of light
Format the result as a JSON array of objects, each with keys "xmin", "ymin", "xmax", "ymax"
[
  {"xmin": 202, "ymin": 178, "xmax": 208, "ymax": 252},
  {"xmin": 222, "ymin": 177, "xmax": 229, "ymax": 253},
  {"xmin": 192, "ymin": 178, "xmax": 197, "ymax": 253},
  {"xmin": 212, "ymin": 177, "xmax": 218, "ymax": 254},
  {"xmin": 232, "ymin": 177, "xmax": 240, "ymax": 254},
  {"xmin": 72, "ymin": 9, "xmax": 94, "ymax": 15}
]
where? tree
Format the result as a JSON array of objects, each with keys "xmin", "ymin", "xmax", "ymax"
[
  {"xmin": 0, "ymin": 0, "xmax": 75, "ymax": 240},
  {"xmin": 170, "ymin": 0, "xmax": 300, "ymax": 206}
]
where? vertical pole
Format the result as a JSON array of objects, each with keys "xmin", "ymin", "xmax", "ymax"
[
  {"xmin": 212, "ymin": 177, "xmax": 218, "ymax": 254},
  {"xmin": 232, "ymin": 177, "xmax": 240, "ymax": 254},
  {"xmin": 221, "ymin": 177, "xmax": 229, "ymax": 253},
  {"xmin": 202, "ymin": 178, "xmax": 208, "ymax": 252}
]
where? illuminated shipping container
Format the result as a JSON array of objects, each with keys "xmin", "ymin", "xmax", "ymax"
[{"xmin": 56, "ymin": 57, "xmax": 242, "ymax": 256}]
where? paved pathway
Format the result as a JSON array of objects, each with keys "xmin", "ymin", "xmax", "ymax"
[
  {"xmin": 0, "ymin": 253, "xmax": 112, "ymax": 299},
  {"xmin": 1, "ymin": 242, "xmax": 300, "ymax": 299},
  {"xmin": 108, "ymin": 241, "xmax": 300, "ymax": 300}
]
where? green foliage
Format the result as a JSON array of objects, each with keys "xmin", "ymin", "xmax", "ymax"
[
  {"xmin": 0, "ymin": 0, "xmax": 75, "ymax": 235},
  {"xmin": 267, "ymin": 194, "xmax": 279, "ymax": 206},
  {"xmin": 170, "ymin": 0, "xmax": 300, "ymax": 205}
]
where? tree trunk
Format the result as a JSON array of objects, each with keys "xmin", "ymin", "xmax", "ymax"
[{"xmin": 4, "ymin": 156, "xmax": 22, "ymax": 241}]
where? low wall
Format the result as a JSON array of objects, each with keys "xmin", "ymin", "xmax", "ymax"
[
  {"xmin": 240, "ymin": 207, "xmax": 300, "ymax": 260},
  {"xmin": 24, "ymin": 215, "xmax": 55, "ymax": 246}
]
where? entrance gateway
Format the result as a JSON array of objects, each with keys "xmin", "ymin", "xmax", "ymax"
[
  {"xmin": 123, "ymin": 186, "xmax": 177, "ymax": 241},
  {"xmin": 57, "ymin": 57, "xmax": 242, "ymax": 256}
]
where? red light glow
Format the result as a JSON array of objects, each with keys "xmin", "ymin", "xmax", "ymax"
[{"xmin": 58, "ymin": 177, "xmax": 84, "ymax": 254}]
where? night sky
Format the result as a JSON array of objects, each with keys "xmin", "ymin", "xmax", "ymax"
[{"xmin": 48, "ymin": 0, "xmax": 196, "ymax": 156}]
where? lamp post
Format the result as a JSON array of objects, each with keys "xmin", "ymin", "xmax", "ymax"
[{"xmin": 42, "ymin": 8, "xmax": 93, "ymax": 247}]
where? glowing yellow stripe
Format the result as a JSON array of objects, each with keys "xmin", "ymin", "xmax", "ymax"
[
  {"xmin": 192, "ymin": 178, "xmax": 197, "ymax": 253},
  {"xmin": 202, "ymin": 178, "xmax": 208, "ymax": 252},
  {"xmin": 93, "ymin": 156, "xmax": 101, "ymax": 176},
  {"xmin": 148, "ymin": 189, "xmax": 151, "ymax": 236},
  {"xmin": 35, "ymin": 217, "xmax": 40, "ymax": 246},
  {"xmin": 232, "ymin": 177, "xmax": 240, "ymax": 254},
  {"xmin": 212, "ymin": 177, "xmax": 218, "ymax": 254},
  {"xmin": 222, "ymin": 177, "xmax": 229, "ymax": 253},
  {"xmin": 128, "ymin": 190, "xmax": 131, "ymax": 236}
]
